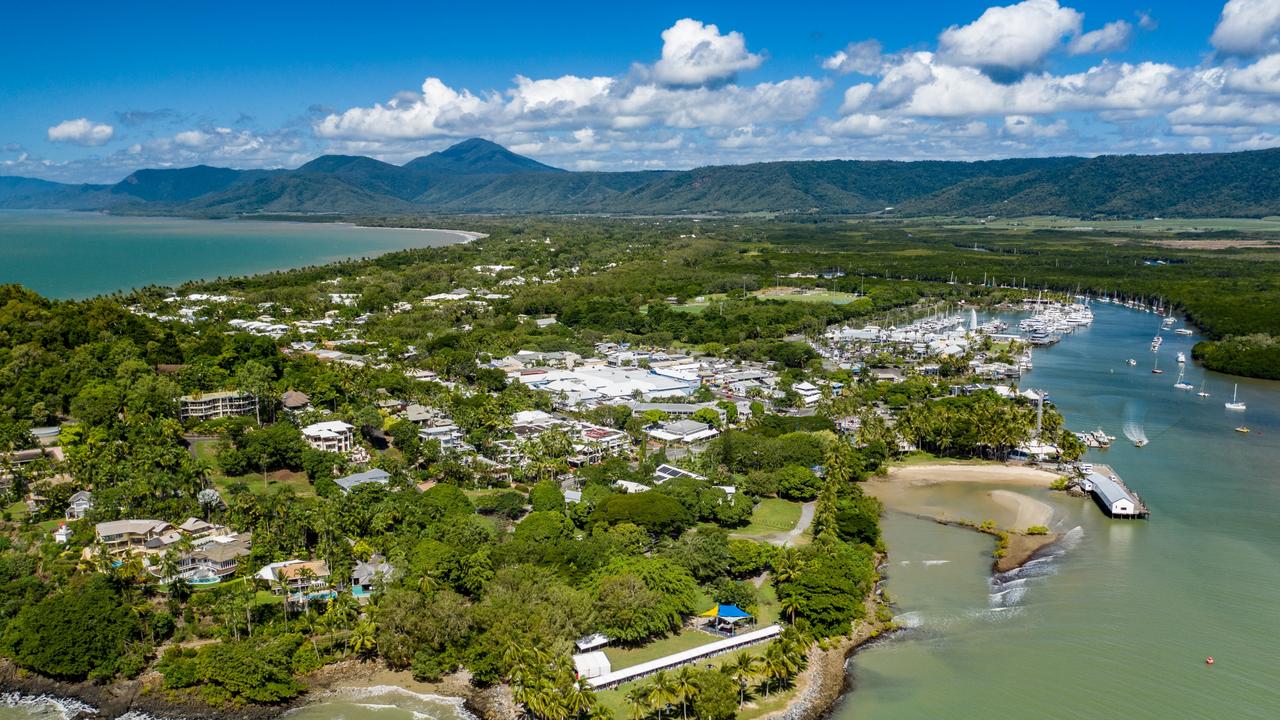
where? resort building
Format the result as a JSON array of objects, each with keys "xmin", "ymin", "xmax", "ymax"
[
  {"xmin": 65, "ymin": 490, "xmax": 93, "ymax": 520},
  {"xmin": 646, "ymin": 419, "xmax": 719, "ymax": 444},
  {"xmin": 334, "ymin": 468, "xmax": 391, "ymax": 494},
  {"xmin": 653, "ymin": 464, "xmax": 705, "ymax": 483},
  {"xmin": 418, "ymin": 422, "xmax": 467, "ymax": 452},
  {"xmin": 256, "ymin": 559, "xmax": 332, "ymax": 598},
  {"xmin": 178, "ymin": 390, "xmax": 258, "ymax": 421},
  {"xmin": 351, "ymin": 555, "xmax": 396, "ymax": 596},
  {"xmin": 301, "ymin": 421, "xmax": 356, "ymax": 453},
  {"xmin": 171, "ymin": 532, "xmax": 253, "ymax": 583},
  {"xmin": 281, "ymin": 390, "xmax": 312, "ymax": 413},
  {"xmin": 94, "ymin": 519, "xmax": 174, "ymax": 556}
]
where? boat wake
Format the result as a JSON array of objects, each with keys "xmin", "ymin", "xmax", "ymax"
[
  {"xmin": 987, "ymin": 526, "xmax": 1083, "ymax": 609},
  {"xmin": 1122, "ymin": 421, "xmax": 1148, "ymax": 446}
]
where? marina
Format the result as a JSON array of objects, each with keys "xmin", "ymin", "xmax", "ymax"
[{"xmin": 839, "ymin": 302, "xmax": 1280, "ymax": 720}]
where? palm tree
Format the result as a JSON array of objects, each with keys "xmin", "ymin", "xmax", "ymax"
[
  {"xmin": 673, "ymin": 666, "xmax": 699, "ymax": 720},
  {"xmin": 761, "ymin": 641, "xmax": 798, "ymax": 698},
  {"xmin": 563, "ymin": 677, "xmax": 595, "ymax": 719},
  {"xmin": 725, "ymin": 653, "xmax": 761, "ymax": 707},
  {"xmin": 645, "ymin": 671, "xmax": 678, "ymax": 720},
  {"xmin": 348, "ymin": 618, "xmax": 377, "ymax": 659},
  {"xmin": 624, "ymin": 685, "xmax": 650, "ymax": 720},
  {"xmin": 778, "ymin": 592, "xmax": 802, "ymax": 624}
]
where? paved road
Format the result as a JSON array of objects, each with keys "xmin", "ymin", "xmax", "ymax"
[{"xmin": 774, "ymin": 501, "xmax": 816, "ymax": 546}]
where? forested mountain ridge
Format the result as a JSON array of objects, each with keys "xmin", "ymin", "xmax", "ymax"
[{"xmin": 4, "ymin": 139, "xmax": 1279, "ymax": 217}]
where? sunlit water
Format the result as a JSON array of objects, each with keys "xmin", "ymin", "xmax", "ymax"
[
  {"xmin": 0, "ymin": 211, "xmax": 471, "ymax": 299},
  {"xmin": 838, "ymin": 304, "xmax": 1280, "ymax": 718}
]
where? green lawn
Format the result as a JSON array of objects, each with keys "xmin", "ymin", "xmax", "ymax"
[
  {"xmin": 891, "ymin": 452, "xmax": 997, "ymax": 467},
  {"xmin": 194, "ymin": 439, "xmax": 316, "ymax": 497},
  {"xmin": 755, "ymin": 579, "xmax": 780, "ymax": 626},
  {"xmin": 736, "ymin": 499, "xmax": 802, "ymax": 538},
  {"xmin": 603, "ymin": 629, "xmax": 722, "ymax": 670},
  {"xmin": 212, "ymin": 470, "xmax": 314, "ymax": 498},
  {"xmin": 595, "ymin": 635, "xmax": 798, "ymax": 720},
  {"xmin": 753, "ymin": 288, "xmax": 861, "ymax": 305}
]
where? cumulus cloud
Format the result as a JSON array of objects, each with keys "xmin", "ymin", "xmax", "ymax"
[
  {"xmin": 938, "ymin": 0, "xmax": 1082, "ymax": 78},
  {"xmin": 822, "ymin": 40, "xmax": 884, "ymax": 75},
  {"xmin": 1211, "ymin": 0, "xmax": 1280, "ymax": 56},
  {"xmin": 22, "ymin": 9, "xmax": 1280, "ymax": 181},
  {"xmin": 47, "ymin": 118, "xmax": 115, "ymax": 146},
  {"xmin": 1226, "ymin": 53, "xmax": 1280, "ymax": 93},
  {"xmin": 652, "ymin": 19, "xmax": 763, "ymax": 86},
  {"xmin": 1068, "ymin": 20, "xmax": 1133, "ymax": 55},
  {"xmin": 1003, "ymin": 114, "xmax": 1069, "ymax": 137}
]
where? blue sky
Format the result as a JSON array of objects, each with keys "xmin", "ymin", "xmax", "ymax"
[{"xmin": 4, "ymin": 0, "xmax": 1280, "ymax": 182}]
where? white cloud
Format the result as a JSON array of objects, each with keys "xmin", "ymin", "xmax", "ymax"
[
  {"xmin": 1003, "ymin": 114, "xmax": 1069, "ymax": 137},
  {"xmin": 839, "ymin": 83, "xmax": 874, "ymax": 114},
  {"xmin": 652, "ymin": 19, "xmax": 763, "ymax": 86},
  {"xmin": 826, "ymin": 113, "xmax": 910, "ymax": 137},
  {"xmin": 822, "ymin": 40, "xmax": 884, "ymax": 75},
  {"xmin": 1211, "ymin": 0, "xmax": 1280, "ymax": 56},
  {"xmin": 47, "ymin": 118, "xmax": 114, "ymax": 146},
  {"xmin": 1226, "ymin": 53, "xmax": 1280, "ymax": 93},
  {"xmin": 317, "ymin": 77, "xmax": 495, "ymax": 140},
  {"xmin": 1068, "ymin": 20, "xmax": 1132, "ymax": 55},
  {"xmin": 938, "ymin": 0, "xmax": 1082, "ymax": 76},
  {"xmin": 1137, "ymin": 11, "xmax": 1158, "ymax": 31},
  {"xmin": 1232, "ymin": 131, "xmax": 1280, "ymax": 149},
  {"xmin": 864, "ymin": 53, "xmax": 1218, "ymax": 119}
]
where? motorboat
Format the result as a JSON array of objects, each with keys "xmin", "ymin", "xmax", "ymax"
[
  {"xmin": 1174, "ymin": 328, "xmax": 1194, "ymax": 336},
  {"xmin": 1197, "ymin": 380, "xmax": 1210, "ymax": 398},
  {"xmin": 1177, "ymin": 352, "xmax": 1186, "ymax": 364},
  {"xmin": 1126, "ymin": 358, "xmax": 1137, "ymax": 366},
  {"xmin": 1236, "ymin": 426, "xmax": 1250, "ymax": 434}
]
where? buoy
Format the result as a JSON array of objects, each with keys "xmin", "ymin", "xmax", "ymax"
[{"xmin": 1206, "ymin": 657, "xmax": 1215, "ymax": 665}]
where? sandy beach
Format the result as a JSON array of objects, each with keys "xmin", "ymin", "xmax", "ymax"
[{"xmin": 882, "ymin": 462, "xmax": 1061, "ymax": 487}]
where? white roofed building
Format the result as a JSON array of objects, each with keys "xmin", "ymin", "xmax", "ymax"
[{"xmin": 302, "ymin": 421, "xmax": 356, "ymax": 454}]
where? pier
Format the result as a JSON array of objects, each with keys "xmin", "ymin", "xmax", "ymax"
[{"xmin": 1081, "ymin": 464, "xmax": 1149, "ymax": 519}]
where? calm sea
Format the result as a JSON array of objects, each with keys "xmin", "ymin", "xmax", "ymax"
[
  {"xmin": 837, "ymin": 303, "xmax": 1280, "ymax": 718},
  {"xmin": 0, "ymin": 211, "xmax": 472, "ymax": 299}
]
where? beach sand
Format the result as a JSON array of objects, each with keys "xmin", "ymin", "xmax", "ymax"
[
  {"xmin": 867, "ymin": 462, "xmax": 1063, "ymax": 573},
  {"xmin": 882, "ymin": 462, "xmax": 1061, "ymax": 487}
]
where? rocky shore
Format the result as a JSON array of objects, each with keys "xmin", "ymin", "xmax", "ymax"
[{"xmin": 0, "ymin": 658, "xmax": 513, "ymax": 720}]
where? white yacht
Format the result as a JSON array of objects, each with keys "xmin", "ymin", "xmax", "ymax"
[
  {"xmin": 1198, "ymin": 380, "xmax": 1210, "ymax": 398},
  {"xmin": 1225, "ymin": 384, "xmax": 1247, "ymax": 411},
  {"xmin": 1176, "ymin": 351, "xmax": 1186, "ymax": 364},
  {"xmin": 1174, "ymin": 369, "xmax": 1193, "ymax": 390},
  {"xmin": 1174, "ymin": 328, "xmax": 1194, "ymax": 336}
]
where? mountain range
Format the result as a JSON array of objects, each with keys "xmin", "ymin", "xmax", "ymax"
[{"xmin": 4, "ymin": 138, "xmax": 1280, "ymax": 218}]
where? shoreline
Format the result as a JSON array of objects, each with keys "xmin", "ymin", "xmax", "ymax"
[{"xmin": 0, "ymin": 658, "xmax": 505, "ymax": 720}]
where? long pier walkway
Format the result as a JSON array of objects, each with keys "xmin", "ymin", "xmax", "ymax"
[{"xmin": 587, "ymin": 625, "xmax": 781, "ymax": 689}]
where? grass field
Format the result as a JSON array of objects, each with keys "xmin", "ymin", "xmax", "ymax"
[
  {"xmin": 944, "ymin": 216, "xmax": 1280, "ymax": 234},
  {"xmin": 672, "ymin": 287, "xmax": 863, "ymax": 313},
  {"xmin": 193, "ymin": 439, "xmax": 316, "ymax": 497},
  {"xmin": 736, "ymin": 498, "xmax": 802, "ymax": 537},
  {"xmin": 891, "ymin": 451, "xmax": 998, "ymax": 467},
  {"xmin": 595, "ymin": 629, "xmax": 797, "ymax": 720}
]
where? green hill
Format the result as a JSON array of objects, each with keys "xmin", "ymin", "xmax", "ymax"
[{"xmin": 4, "ymin": 140, "xmax": 1279, "ymax": 218}]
